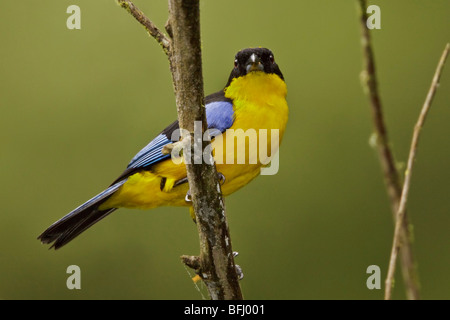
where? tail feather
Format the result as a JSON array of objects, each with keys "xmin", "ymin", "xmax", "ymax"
[
  {"xmin": 38, "ymin": 207, "xmax": 117, "ymax": 249},
  {"xmin": 38, "ymin": 180, "xmax": 126, "ymax": 249}
]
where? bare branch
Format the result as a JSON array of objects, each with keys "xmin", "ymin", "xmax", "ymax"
[
  {"xmin": 117, "ymin": 0, "xmax": 171, "ymax": 55},
  {"xmin": 181, "ymin": 255, "xmax": 201, "ymax": 270},
  {"xmin": 168, "ymin": 0, "xmax": 243, "ymax": 300},
  {"xmin": 356, "ymin": 0, "xmax": 421, "ymax": 300},
  {"xmin": 385, "ymin": 43, "xmax": 450, "ymax": 300},
  {"xmin": 118, "ymin": 0, "xmax": 243, "ymax": 300}
]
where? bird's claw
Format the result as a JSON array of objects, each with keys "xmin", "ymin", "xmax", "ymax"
[
  {"xmin": 185, "ymin": 189, "xmax": 192, "ymax": 202},
  {"xmin": 232, "ymin": 252, "xmax": 243, "ymax": 280},
  {"xmin": 235, "ymin": 264, "xmax": 244, "ymax": 280},
  {"xmin": 217, "ymin": 172, "xmax": 226, "ymax": 185}
]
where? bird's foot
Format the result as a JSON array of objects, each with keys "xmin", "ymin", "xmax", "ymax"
[
  {"xmin": 217, "ymin": 172, "xmax": 226, "ymax": 185},
  {"xmin": 185, "ymin": 189, "xmax": 192, "ymax": 202},
  {"xmin": 233, "ymin": 252, "xmax": 244, "ymax": 280}
]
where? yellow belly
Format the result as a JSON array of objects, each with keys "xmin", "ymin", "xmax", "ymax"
[{"xmin": 101, "ymin": 72, "xmax": 288, "ymax": 210}]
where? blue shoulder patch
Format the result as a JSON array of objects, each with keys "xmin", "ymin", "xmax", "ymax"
[{"xmin": 205, "ymin": 101, "xmax": 234, "ymax": 133}]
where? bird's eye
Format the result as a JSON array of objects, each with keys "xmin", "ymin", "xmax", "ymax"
[
  {"xmin": 234, "ymin": 59, "xmax": 238, "ymax": 68},
  {"xmin": 269, "ymin": 55, "xmax": 275, "ymax": 64}
]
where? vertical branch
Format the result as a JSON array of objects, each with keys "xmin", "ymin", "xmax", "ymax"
[
  {"xmin": 385, "ymin": 43, "xmax": 450, "ymax": 300},
  {"xmin": 167, "ymin": 0, "xmax": 243, "ymax": 300},
  {"xmin": 118, "ymin": 0, "xmax": 243, "ymax": 300},
  {"xmin": 356, "ymin": 0, "xmax": 420, "ymax": 299}
]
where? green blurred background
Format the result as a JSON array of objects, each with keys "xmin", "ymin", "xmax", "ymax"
[{"xmin": 1, "ymin": 0, "xmax": 449, "ymax": 300}]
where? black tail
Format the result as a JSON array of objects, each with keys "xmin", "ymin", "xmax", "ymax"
[
  {"xmin": 38, "ymin": 207, "xmax": 117, "ymax": 249},
  {"xmin": 38, "ymin": 180, "xmax": 125, "ymax": 249}
]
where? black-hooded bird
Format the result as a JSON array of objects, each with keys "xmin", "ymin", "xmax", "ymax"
[{"xmin": 38, "ymin": 47, "xmax": 288, "ymax": 249}]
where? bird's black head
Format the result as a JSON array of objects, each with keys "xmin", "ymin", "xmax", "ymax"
[{"xmin": 225, "ymin": 48, "xmax": 284, "ymax": 87}]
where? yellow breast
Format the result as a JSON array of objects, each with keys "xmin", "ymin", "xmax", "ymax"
[{"xmin": 214, "ymin": 71, "xmax": 289, "ymax": 194}]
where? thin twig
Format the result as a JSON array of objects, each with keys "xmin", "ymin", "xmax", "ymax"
[
  {"xmin": 117, "ymin": 0, "xmax": 171, "ymax": 55},
  {"xmin": 385, "ymin": 43, "xmax": 450, "ymax": 300},
  {"xmin": 356, "ymin": 0, "xmax": 421, "ymax": 299}
]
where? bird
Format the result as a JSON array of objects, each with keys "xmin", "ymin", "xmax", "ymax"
[{"xmin": 38, "ymin": 47, "xmax": 289, "ymax": 249}]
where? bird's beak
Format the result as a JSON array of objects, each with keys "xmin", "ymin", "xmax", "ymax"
[{"xmin": 246, "ymin": 53, "xmax": 264, "ymax": 73}]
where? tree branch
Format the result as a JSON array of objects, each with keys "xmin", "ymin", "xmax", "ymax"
[
  {"xmin": 118, "ymin": 0, "xmax": 243, "ymax": 300},
  {"xmin": 168, "ymin": 0, "xmax": 243, "ymax": 300},
  {"xmin": 385, "ymin": 43, "xmax": 450, "ymax": 300},
  {"xmin": 117, "ymin": 0, "xmax": 171, "ymax": 56},
  {"xmin": 356, "ymin": 0, "xmax": 420, "ymax": 299}
]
